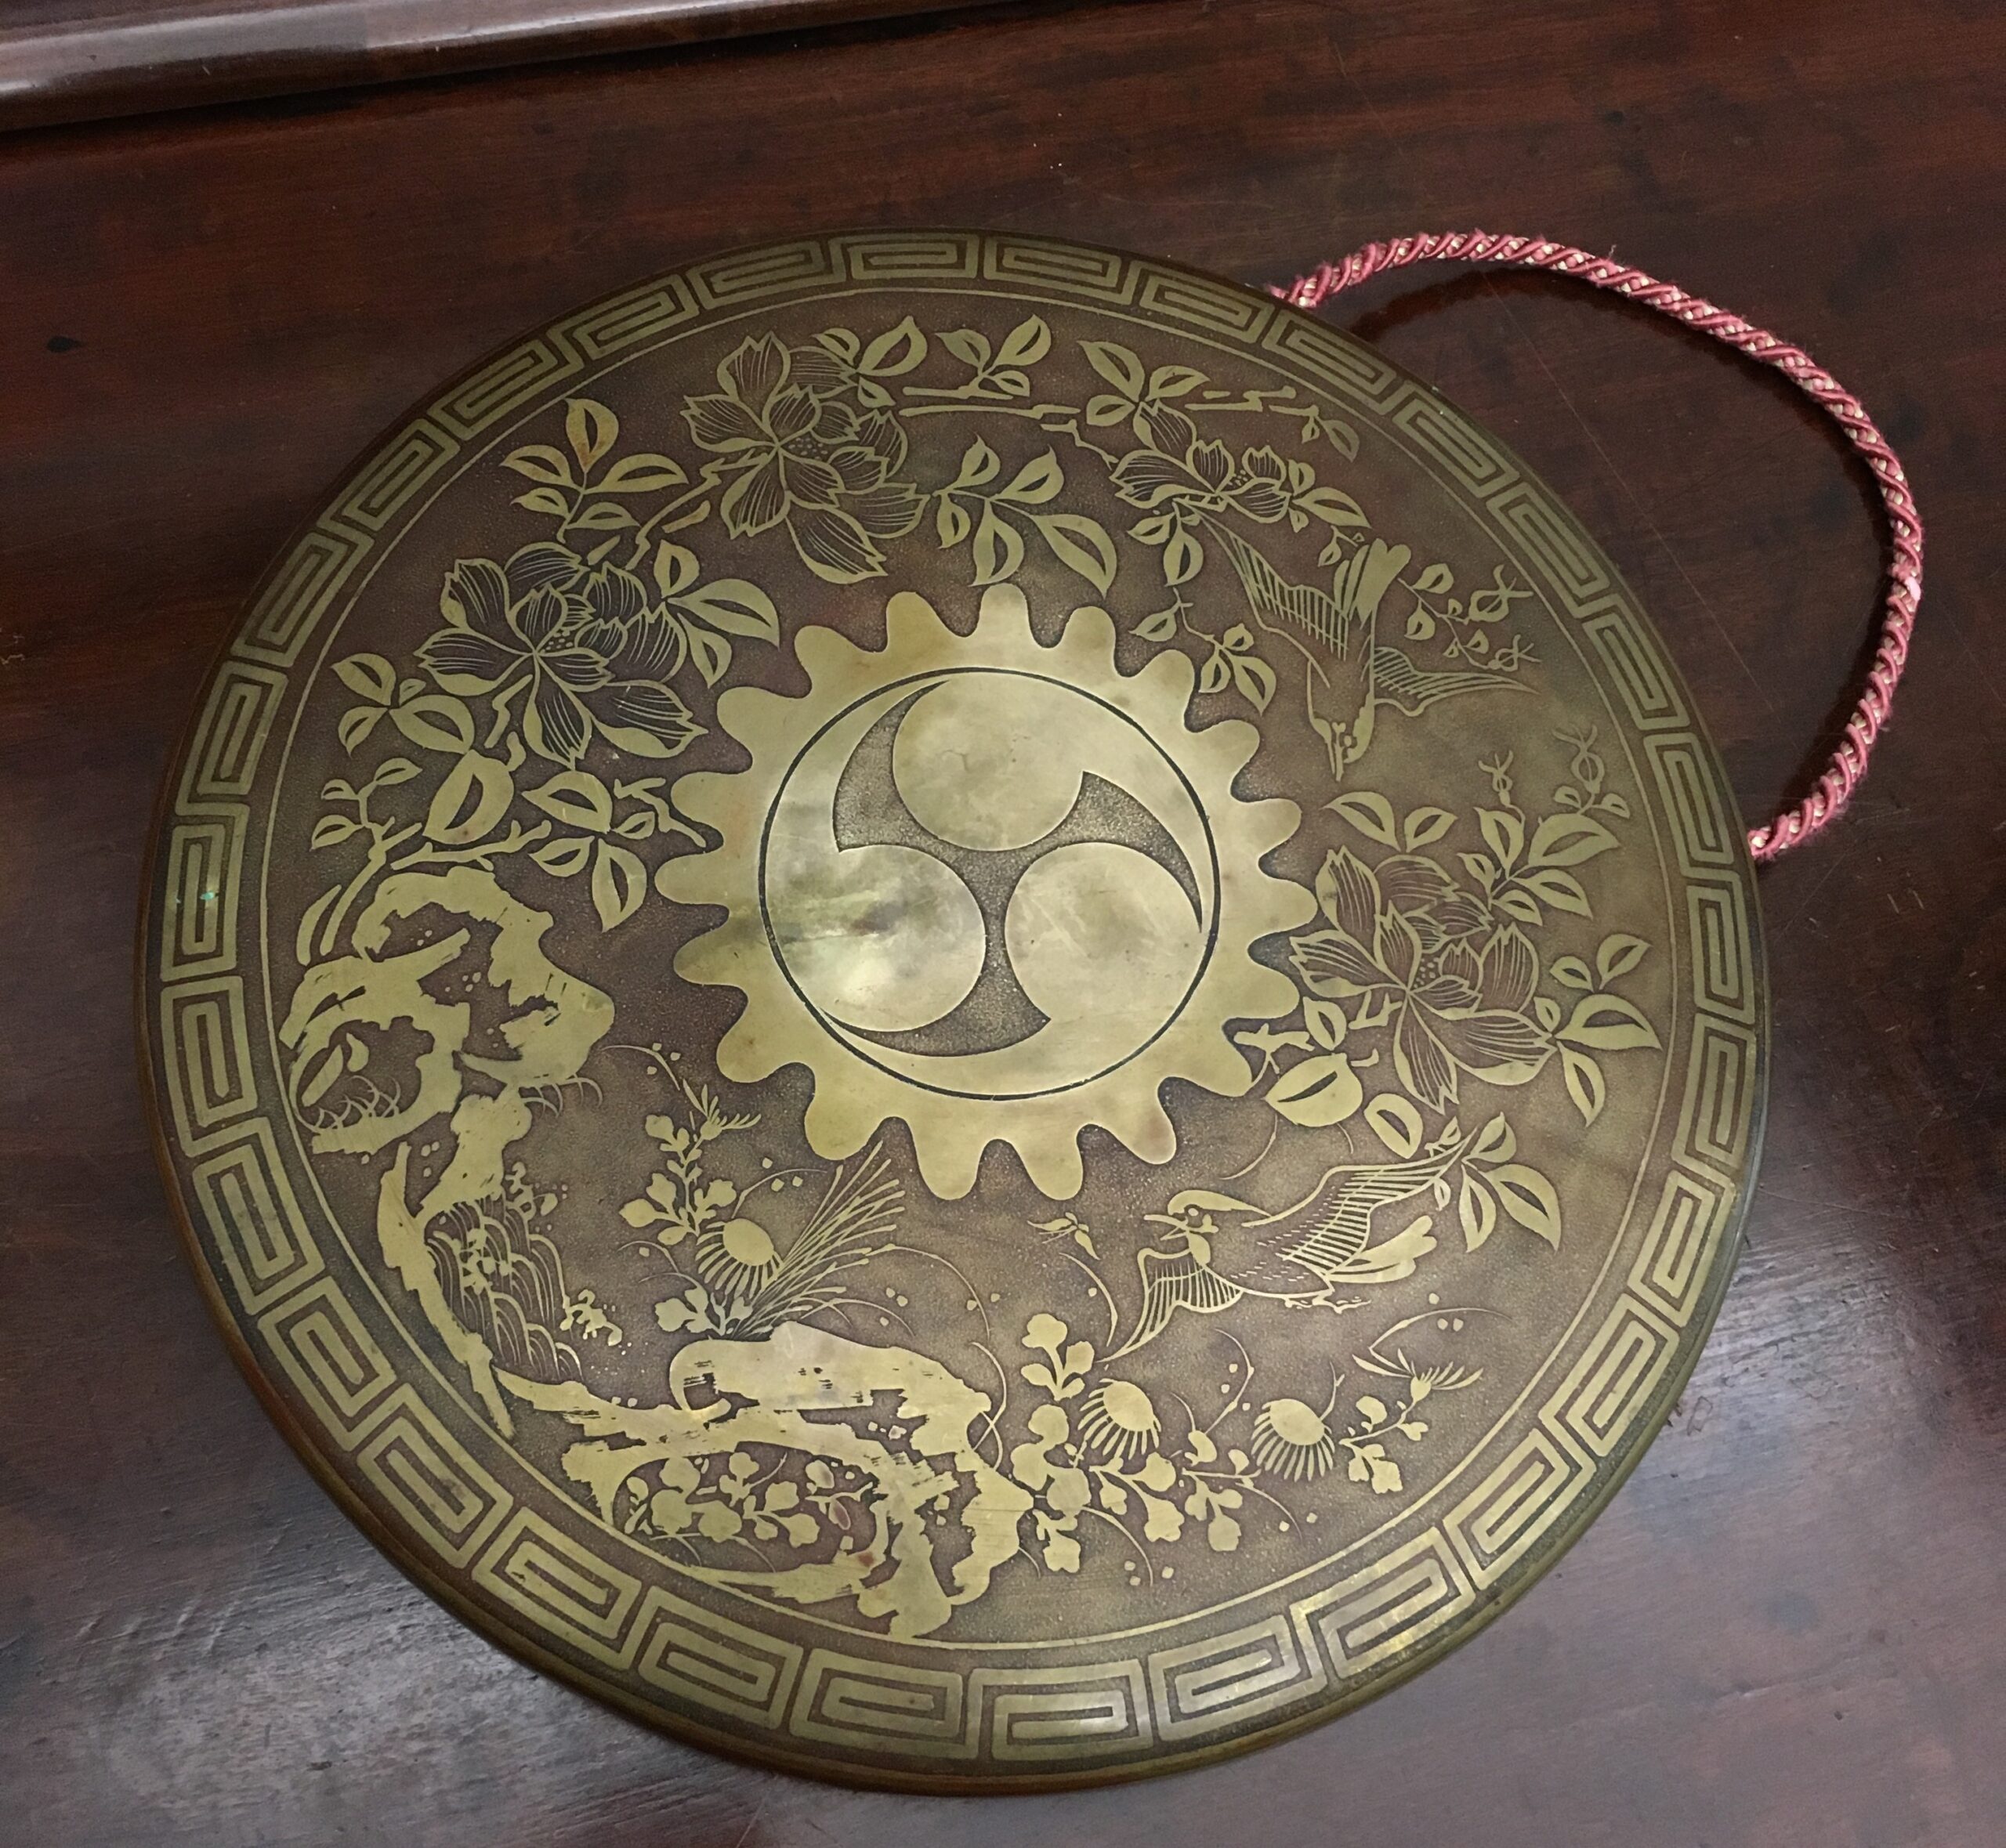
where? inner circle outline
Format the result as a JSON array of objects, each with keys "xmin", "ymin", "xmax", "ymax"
[{"xmin": 756, "ymin": 664, "xmax": 1225, "ymax": 1102}]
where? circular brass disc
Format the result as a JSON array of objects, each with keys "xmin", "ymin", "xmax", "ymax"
[{"xmin": 142, "ymin": 233, "xmax": 1767, "ymax": 1788}]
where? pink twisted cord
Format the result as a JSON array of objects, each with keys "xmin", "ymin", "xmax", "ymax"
[{"xmin": 1276, "ymin": 232, "xmax": 1924, "ymax": 863}]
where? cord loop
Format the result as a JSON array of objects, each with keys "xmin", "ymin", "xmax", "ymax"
[{"xmin": 1276, "ymin": 233, "xmax": 1923, "ymax": 862}]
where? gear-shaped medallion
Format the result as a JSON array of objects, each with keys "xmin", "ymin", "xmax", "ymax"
[{"xmin": 661, "ymin": 585, "xmax": 1313, "ymax": 1198}]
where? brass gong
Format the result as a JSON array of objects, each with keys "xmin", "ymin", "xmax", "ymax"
[{"xmin": 141, "ymin": 232, "xmax": 1765, "ymax": 1788}]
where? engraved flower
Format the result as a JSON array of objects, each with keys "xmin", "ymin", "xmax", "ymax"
[
  {"xmin": 417, "ymin": 542, "xmax": 703, "ymax": 768},
  {"xmin": 682, "ymin": 334, "xmax": 923, "ymax": 584},
  {"xmin": 1112, "ymin": 431, "xmax": 1364, "ymax": 533},
  {"xmin": 1250, "ymin": 1394, "xmax": 1338, "ymax": 1482},
  {"xmin": 693, "ymin": 1208, "xmax": 783, "ymax": 1301},
  {"xmin": 1290, "ymin": 846, "xmax": 1549, "ymax": 1111},
  {"xmin": 1074, "ymin": 1379, "xmax": 1161, "ymax": 1467}
]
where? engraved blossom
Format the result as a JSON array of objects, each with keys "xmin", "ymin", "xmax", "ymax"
[
  {"xmin": 1291, "ymin": 846, "xmax": 1550, "ymax": 1111},
  {"xmin": 417, "ymin": 542, "xmax": 703, "ymax": 768},
  {"xmin": 681, "ymin": 334, "xmax": 922, "ymax": 584}
]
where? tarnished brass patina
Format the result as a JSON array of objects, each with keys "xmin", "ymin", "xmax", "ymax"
[{"xmin": 142, "ymin": 233, "xmax": 1765, "ymax": 1788}]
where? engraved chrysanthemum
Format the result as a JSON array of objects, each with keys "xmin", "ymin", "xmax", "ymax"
[{"xmin": 660, "ymin": 584, "xmax": 1312, "ymax": 1199}]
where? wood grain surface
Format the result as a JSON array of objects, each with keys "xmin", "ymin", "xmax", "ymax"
[
  {"xmin": 2, "ymin": 2, "xmax": 2002, "ymax": 1841},
  {"xmin": 0, "ymin": 0, "xmax": 1006, "ymax": 132}
]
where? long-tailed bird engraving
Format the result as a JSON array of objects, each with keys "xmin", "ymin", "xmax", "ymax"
[
  {"xmin": 831, "ymin": 682, "xmax": 1200, "ymax": 1057},
  {"xmin": 1107, "ymin": 1131, "xmax": 1469, "ymax": 1359},
  {"xmin": 1213, "ymin": 524, "xmax": 1522, "ymax": 781}
]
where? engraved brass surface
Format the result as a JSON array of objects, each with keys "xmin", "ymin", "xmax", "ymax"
[{"xmin": 141, "ymin": 233, "xmax": 1767, "ymax": 1788}]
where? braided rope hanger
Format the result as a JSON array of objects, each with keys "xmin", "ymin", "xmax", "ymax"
[{"xmin": 1274, "ymin": 233, "xmax": 1924, "ymax": 863}]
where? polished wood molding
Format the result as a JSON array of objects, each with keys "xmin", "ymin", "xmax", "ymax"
[{"xmin": 0, "ymin": 0, "xmax": 1008, "ymax": 130}]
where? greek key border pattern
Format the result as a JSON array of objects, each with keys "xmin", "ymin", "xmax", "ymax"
[{"xmin": 150, "ymin": 231, "xmax": 1762, "ymax": 1776}]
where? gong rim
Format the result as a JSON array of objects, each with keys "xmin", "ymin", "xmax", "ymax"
[{"xmin": 139, "ymin": 229, "xmax": 1768, "ymax": 1790}]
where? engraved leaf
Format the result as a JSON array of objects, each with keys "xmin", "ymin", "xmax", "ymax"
[
  {"xmin": 1329, "ymin": 791, "xmax": 1399, "ymax": 848},
  {"xmin": 676, "ymin": 578, "xmax": 779, "ymax": 643},
  {"xmin": 1031, "ymin": 513, "xmax": 1117, "ymax": 593},
  {"xmin": 1140, "ymin": 1492, "xmax": 1185, "ymax": 1543},
  {"xmin": 1478, "ymin": 807, "xmax": 1525, "ymax": 869},
  {"xmin": 936, "ymin": 497, "xmax": 972, "ymax": 550},
  {"xmin": 1596, "ymin": 933, "xmax": 1650, "ymax": 984},
  {"xmin": 592, "ymin": 841, "xmax": 648, "ymax": 931},
  {"xmin": 1458, "ymin": 1172, "xmax": 1497, "ymax": 1252},
  {"xmin": 972, "ymin": 506, "xmax": 1024, "ymax": 586},
  {"xmin": 1530, "ymin": 812, "xmax": 1618, "ymax": 867},
  {"xmin": 424, "ymin": 750, "xmax": 513, "ymax": 845},
  {"xmin": 995, "ymin": 314, "xmax": 1052, "ymax": 367},
  {"xmin": 501, "ymin": 443, "xmax": 576, "ymax": 488},
  {"xmin": 1081, "ymin": 338, "xmax": 1146, "ymax": 400},
  {"xmin": 1469, "ymin": 1112, "xmax": 1515, "ymax": 1164},
  {"xmin": 337, "ymin": 706, "xmax": 384, "ymax": 753},
  {"xmin": 565, "ymin": 398, "xmax": 619, "ymax": 472},
  {"xmin": 1489, "ymin": 1163, "xmax": 1562, "ymax": 1246},
  {"xmin": 1266, "ymin": 1054, "xmax": 1364, "ymax": 1127},
  {"xmin": 687, "ymin": 624, "xmax": 732, "ymax": 687},
  {"xmin": 695, "ymin": 1503, "xmax": 742, "ymax": 1543},
  {"xmin": 1562, "ymin": 1047, "xmax": 1607, "ymax": 1125},
  {"xmin": 1303, "ymin": 997, "xmax": 1348, "ymax": 1051},
  {"xmin": 1148, "ymin": 363, "xmax": 1207, "ymax": 400},
  {"xmin": 391, "ymin": 693, "xmax": 475, "ymax": 755},
  {"xmin": 1163, "ymin": 527, "xmax": 1203, "ymax": 587},
  {"xmin": 597, "ymin": 453, "xmax": 686, "ymax": 494},
  {"xmin": 1365, "ymin": 1094, "xmax": 1424, "ymax": 1159},
  {"xmin": 651, "ymin": 541, "xmax": 701, "ymax": 599},
  {"xmin": 570, "ymin": 501, "xmax": 635, "ymax": 532},
  {"xmin": 1132, "ymin": 606, "xmax": 1178, "ymax": 643},
  {"xmin": 513, "ymin": 486, "xmax": 571, "ymax": 520},
  {"xmin": 310, "ymin": 813, "xmax": 359, "ymax": 849},
  {"xmin": 941, "ymin": 327, "xmax": 992, "ymax": 371},
  {"xmin": 335, "ymin": 653, "xmax": 397, "ymax": 705},
  {"xmin": 1403, "ymin": 805, "xmax": 1457, "ymax": 850},
  {"xmin": 1294, "ymin": 486, "xmax": 1370, "ymax": 529},
  {"xmin": 998, "ymin": 450, "xmax": 1063, "ymax": 506},
  {"xmin": 1230, "ymin": 650, "xmax": 1277, "ymax": 713},
  {"xmin": 1558, "ymin": 994, "xmax": 1661, "ymax": 1052},
  {"xmin": 527, "ymin": 770, "xmax": 614, "ymax": 834},
  {"xmin": 1520, "ymin": 866, "xmax": 1591, "ymax": 915},
  {"xmin": 1552, "ymin": 955, "xmax": 1594, "ymax": 990},
  {"xmin": 949, "ymin": 436, "xmax": 1001, "ymax": 490},
  {"xmin": 533, "ymin": 836, "xmax": 593, "ymax": 877},
  {"xmin": 860, "ymin": 316, "xmax": 927, "ymax": 378}
]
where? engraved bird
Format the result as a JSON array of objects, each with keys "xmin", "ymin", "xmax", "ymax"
[
  {"xmin": 1214, "ymin": 523, "xmax": 1519, "ymax": 781},
  {"xmin": 1106, "ymin": 1130, "xmax": 1468, "ymax": 1360}
]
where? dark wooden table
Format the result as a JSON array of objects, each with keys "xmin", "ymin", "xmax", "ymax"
[{"xmin": 3, "ymin": 2, "xmax": 2003, "ymax": 1841}]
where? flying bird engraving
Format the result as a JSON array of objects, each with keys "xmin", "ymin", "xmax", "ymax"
[
  {"xmin": 1213, "ymin": 524, "xmax": 1522, "ymax": 781},
  {"xmin": 1107, "ymin": 1130, "xmax": 1469, "ymax": 1360}
]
